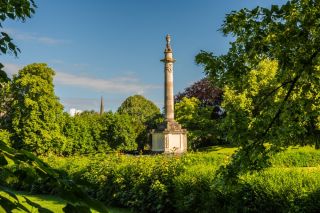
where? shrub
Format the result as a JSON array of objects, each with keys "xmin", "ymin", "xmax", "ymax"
[{"xmin": 42, "ymin": 146, "xmax": 320, "ymax": 212}]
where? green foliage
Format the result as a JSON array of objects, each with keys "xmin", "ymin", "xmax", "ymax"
[
  {"xmin": 0, "ymin": 130, "xmax": 10, "ymax": 146},
  {"xmin": 269, "ymin": 146, "xmax": 320, "ymax": 167},
  {"xmin": 61, "ymin": 109, "xmax": 140, "ymax": 155},
  {"xmin": 0, "ymin": 69, "xmax": 10, "ymax": 83},
  {"xmin": 175, "ymin": 97, "xmax": 223, "ymax": 149},
  {"xmin": 0, "ymin": 0, "xmax": 36, "ymax": 81},
  {"xmin": 61, "ymin": 112, "xmax": 107, "ymax": 155},
  {"xmin": 196, "ymin": 0, "xmax": 320, "ymax": 175},
  {"xmin": 222, "ymin": 59, "xmax": 279, "ymax": 146},
  {"xmin": 0, "ymin": 81, "xmax": 12, "ymax": 127},
  {"xmin": 117, "ymin": 95, "xmax": 161, "ymax": 150},
  {"xmin": 101, "ymin": 112, "xmax": 137, "ymax": 151},
  {"xmin": 0, "ymin": 187, "xmax": 34, "ymax": 212},
  {"xmin": 8, "ymin": 63, "xmax": 66, "ymax": 155},
  {"xmin": 43, "ymin": 146, "xmax": 320, "ymax": 212},
  {"xmin": 0, "ymin": 1, "xmax": 108, "ymax": 212},
  {"xmin": 46, "ymin": 154, "xmax": 185, "ymax": 213},
  {"xmin": 0, "ymin": 139, "xmax": 108, "ymax": 212},
  {"xmin": 117, "ymin": 95, "xmax": 160, "ymax": 122}
]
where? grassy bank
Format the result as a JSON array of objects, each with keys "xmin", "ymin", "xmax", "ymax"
[{"xmin": 0, "ymin": 190, "xmax": 130, "ymax": 213}]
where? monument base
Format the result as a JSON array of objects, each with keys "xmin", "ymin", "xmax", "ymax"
[{"xmin": 151, "ymin": 120, "xmax": 187, "ymax": 153}]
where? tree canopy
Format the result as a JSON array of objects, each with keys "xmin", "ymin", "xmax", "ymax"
[
  {"xmin": 117, "ymin": 95, "xmax": 161, "ymax": 150},
  {"xmin": 9, "ymin": 63, "xmax": 65, "ymax": 154},
  {"xmin": 196, "ymin": 0, "xmax": 320, "ymax": 176},
  {"xmin": 118, "ymin": 95, "xmax": 160, "ymax": 123},
  {"xmin": 175, "ymin": 97, "xmax": 221, "ymax": 149},
  {"xmin": 175, "ymin": 78, "xmax": 222, "ymax": 107}
]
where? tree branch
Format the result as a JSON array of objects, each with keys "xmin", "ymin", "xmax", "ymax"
[
  {"xmin": 253, "ymin": 79, "xmax": 294, "ymax": 116},
  {"xmin": 261, "ymin": 47, "xmax": 320, "ymax": 138}
]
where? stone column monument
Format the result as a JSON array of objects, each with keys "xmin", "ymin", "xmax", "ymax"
[{"xmin": 151, "ymin": 35, "xmax": 187, "ymax": 153}]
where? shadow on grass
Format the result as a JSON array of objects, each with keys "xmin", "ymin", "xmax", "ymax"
[
  {"xmin": 197, "ymin": 144, "xmax": 237, "ymax": 153},
  {"xmin": 12, "ymin": 190, "xmax": 131, "ymax": 213}
]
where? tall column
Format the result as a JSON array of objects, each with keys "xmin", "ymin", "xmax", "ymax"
[
  {"xmin": 151, "ymin": 34, "xmax": 187, "ymax": 153},
  {"xmin": 161, "ymin": 34, "xmax": 176, "ymax": 122}
]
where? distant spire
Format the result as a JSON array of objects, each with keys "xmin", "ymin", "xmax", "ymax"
[{"xmin": 100, "ymin": 96, "xmax": 104, "ymax": 115}]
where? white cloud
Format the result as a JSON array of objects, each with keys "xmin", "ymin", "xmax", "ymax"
[
  {"xmin": 3, "ymin": 62, "xmax": 161, "ymax": 94},
  {"xmin": 3, "ymin": 63, "xmax": 21, "ymax": 75},
  {"xmin": 4, "ymin": 28, "xmax": 68, "ymax": 45},
  {"xmin": 60, "ymin": 97, "xmax": 100, "ymax": 111},
  {"xmin": 37, "ymin": 36, "xmax": 66, "ymax": 45},
  {"xmin": 55, "ymin": 72, "xmax": 160, "ymax": 94}
]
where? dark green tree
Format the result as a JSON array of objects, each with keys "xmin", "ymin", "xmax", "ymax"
[
  {"xmin": 101, "ymin": 112, "xmax": 137, "ymax": 151},
  {"xmin": 117, "ymin": 95, "xmax": 161, "ymax": 150},
  {"xmin": 9, "ymin": 63, "xmax": 66, "ymax": 154},
  {"xmin": 61, "ymin": 111, "xmax": 109, "ymax": 155},
  {"xmin": 175, "ymin": 97, "xmax": 220, "ymax": 150},
  {"xmin": 196, "ymin": 0, "xmax": 320, "ymax": 177}
]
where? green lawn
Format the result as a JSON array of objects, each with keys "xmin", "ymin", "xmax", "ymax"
[{"xmin": 0, "ymin": 190, "xmax": 130, "ymax": 213}]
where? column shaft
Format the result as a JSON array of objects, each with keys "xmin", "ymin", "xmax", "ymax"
[{"xmin": 165, "ymin": 62, "xmax": 174, "ymax": 121}]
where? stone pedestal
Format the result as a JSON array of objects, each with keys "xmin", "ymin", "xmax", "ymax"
[{"xmin": 151, "ymin": 121, "xmax": 187, "ymax": 153}]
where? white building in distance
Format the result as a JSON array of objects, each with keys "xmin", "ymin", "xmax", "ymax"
[{"xmin": 69, "ymin": 108, "xmax": 82, "ymax": 117}]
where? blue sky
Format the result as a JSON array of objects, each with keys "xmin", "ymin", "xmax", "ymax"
[{"xmin": 3, "ymin": 0, "xmax": 286, "ymax": 112}]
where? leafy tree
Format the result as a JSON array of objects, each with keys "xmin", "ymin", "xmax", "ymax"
[
  {"xmin": 175, "ymin": 97, "xmax": 223, "ymax": 149},
  {"xmin": 8, "ymin": 63, "xmax": 66, "ymax": 155},
  {"xmin": 196, "ymin": 0, "xmax": 320, "ymax": 176},
  {"xmin": 61, "ymin": 112, "xmax": 109, "ymax": 155},
  {"xmin": 61, "ymin": 113, "xmax": 94, "ymax": 155},
  {"xmin": 101, "ymin": 112, "xmax": 137, "ymax": 151},
  {"xmin": 175, "ymin": 78, "xmax": 222, "ymax": 107},
  {"xmin": 174, "ymin": 78, "xmax": 226, "ymax": 149},
  {"xmin": 117, "ymin": 95, "xmax": 161, "ymax": 150}
]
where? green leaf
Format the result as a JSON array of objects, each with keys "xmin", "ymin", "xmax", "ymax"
[
  {"xmin": 7, "ymin": 13, "xmax": 15, "ymax": 19},
  {"xmin": 0, "ymin": 154, "xmax": 8, "ymax": 166},
  {"xmin": 1, "ymin": 32, "xmax": 9, "ymax": 37},
  {"xmin": 0, "ymin": 46, "xmax": 7, "ymax": 54},
  {"xmin": 8, "ymin": 42, "xmax": 16, "ymax": 51}
]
